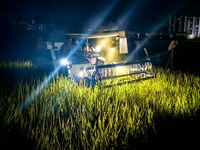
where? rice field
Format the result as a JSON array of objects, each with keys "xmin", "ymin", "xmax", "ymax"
[{"xmin": 0, "ymin": 60, "xmax": 200, "ymax": 150}]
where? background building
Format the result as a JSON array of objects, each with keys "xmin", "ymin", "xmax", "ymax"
[{"xmin": 169, "ymin": 14, "xmax": 200, "ymax": 39}]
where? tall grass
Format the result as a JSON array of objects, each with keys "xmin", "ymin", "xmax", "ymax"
[
  {"xmin": 0, "ymin": 61, "xmax": 200, "ymax": 149},
  {"xmin": 0, "ymin": 60, "xmax": 34, "ymax": 69}
]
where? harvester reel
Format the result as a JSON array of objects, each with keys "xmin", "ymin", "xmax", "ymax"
[{"xmin": 81, "ymin": 61, "xmax": 155, "ymax": 88}]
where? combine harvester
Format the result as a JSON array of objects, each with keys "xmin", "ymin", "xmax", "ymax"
[{"xmin": 38, "ymin": 30, "xmax": 155, "ymax": 87}]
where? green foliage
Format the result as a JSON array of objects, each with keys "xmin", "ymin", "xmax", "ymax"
[
  {"xmin": 0, "ymin": 60, "xmax": 34, "ymax": 69},
  {"xmin": 0, "ymin": 61, "xmax": 200, "ymax": 149}
]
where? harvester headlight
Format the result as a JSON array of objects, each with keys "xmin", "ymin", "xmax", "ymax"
[
  {"xmin": 116, "ymin": 66, "xmax": 126, "ymax": 75},
  {"xmin": 95, "ymin": 46, "xmax": 101, "ymax": 52},
  {"xmin": 60, "ymin": 58, "xmax": 68, "ymax": 66},
  {"xmin": 79, "ymin": 71, "xmax": 84, "ymax": 78}
]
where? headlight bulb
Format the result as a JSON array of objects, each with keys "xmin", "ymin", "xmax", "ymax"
[
  {"xmin": 79, "ymin": 71, "xmax": 84, "ymax": 78},
  {"xmin": 60, "ymin": 58, "xmax": 68, "ymax": 66},
  {"xmin": 95, "ymin": 46, "xmax": 101, "ymax": 52}
]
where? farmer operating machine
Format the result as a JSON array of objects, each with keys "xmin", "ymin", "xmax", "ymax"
[{"xmin": 37, "ymin": 30, "xmax": 154, "ymax": 87}]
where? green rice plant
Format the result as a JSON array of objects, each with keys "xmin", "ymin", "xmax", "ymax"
[{"xmin": 0, "ymin": 63, "xmax": 200, "ymax": 149}]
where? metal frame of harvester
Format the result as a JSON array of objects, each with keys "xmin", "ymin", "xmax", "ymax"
[
  {"xmin": 44, "ymin": 30, "xmax": 155, "ymax": 87},
  {"xmin": 80, "ymin": 60, "xmax": 154, "ymax": 87}
]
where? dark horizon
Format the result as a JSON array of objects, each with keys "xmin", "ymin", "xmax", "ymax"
[{"xmin": 1, "ymin": 0, "xmax": 200, "ymax": 32}]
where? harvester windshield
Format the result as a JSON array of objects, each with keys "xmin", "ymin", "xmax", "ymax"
[{"xmin": 88, "ymin": 31, "xmax": 128, "ymax": 64}]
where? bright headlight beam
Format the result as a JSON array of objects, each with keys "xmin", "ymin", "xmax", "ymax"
[
  {"xmin": 20, "ymin": 66, "xmax": 61, "ymax": 110},
  {"xmin": 20, "ymin": 37, "xmax": 88, "ymax": 110},
  {"xmin": 126, "ymin": 20, "xmax": 167, "ymax": 62},
  {"xmin": 86, "ymin": 1, "xmax": 119, "ymax": 35}
]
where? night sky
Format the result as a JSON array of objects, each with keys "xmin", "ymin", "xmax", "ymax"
[{"xmin": 1, "ymin": 0, "xmax": 200, "ymax": 32}]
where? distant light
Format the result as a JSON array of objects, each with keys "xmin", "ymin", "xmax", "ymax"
[{"xmin": 188, "ymin": 34, "xmax": 194, "ymax": 39}]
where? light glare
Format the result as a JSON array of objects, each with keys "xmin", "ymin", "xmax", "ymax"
[
  {"xmin": 60, "ymin": 58, "xmax": 68, "ymax": 66},
  {"xmin": 95, "ymin": 46, "xmax": 101, "ymax": 52}
]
